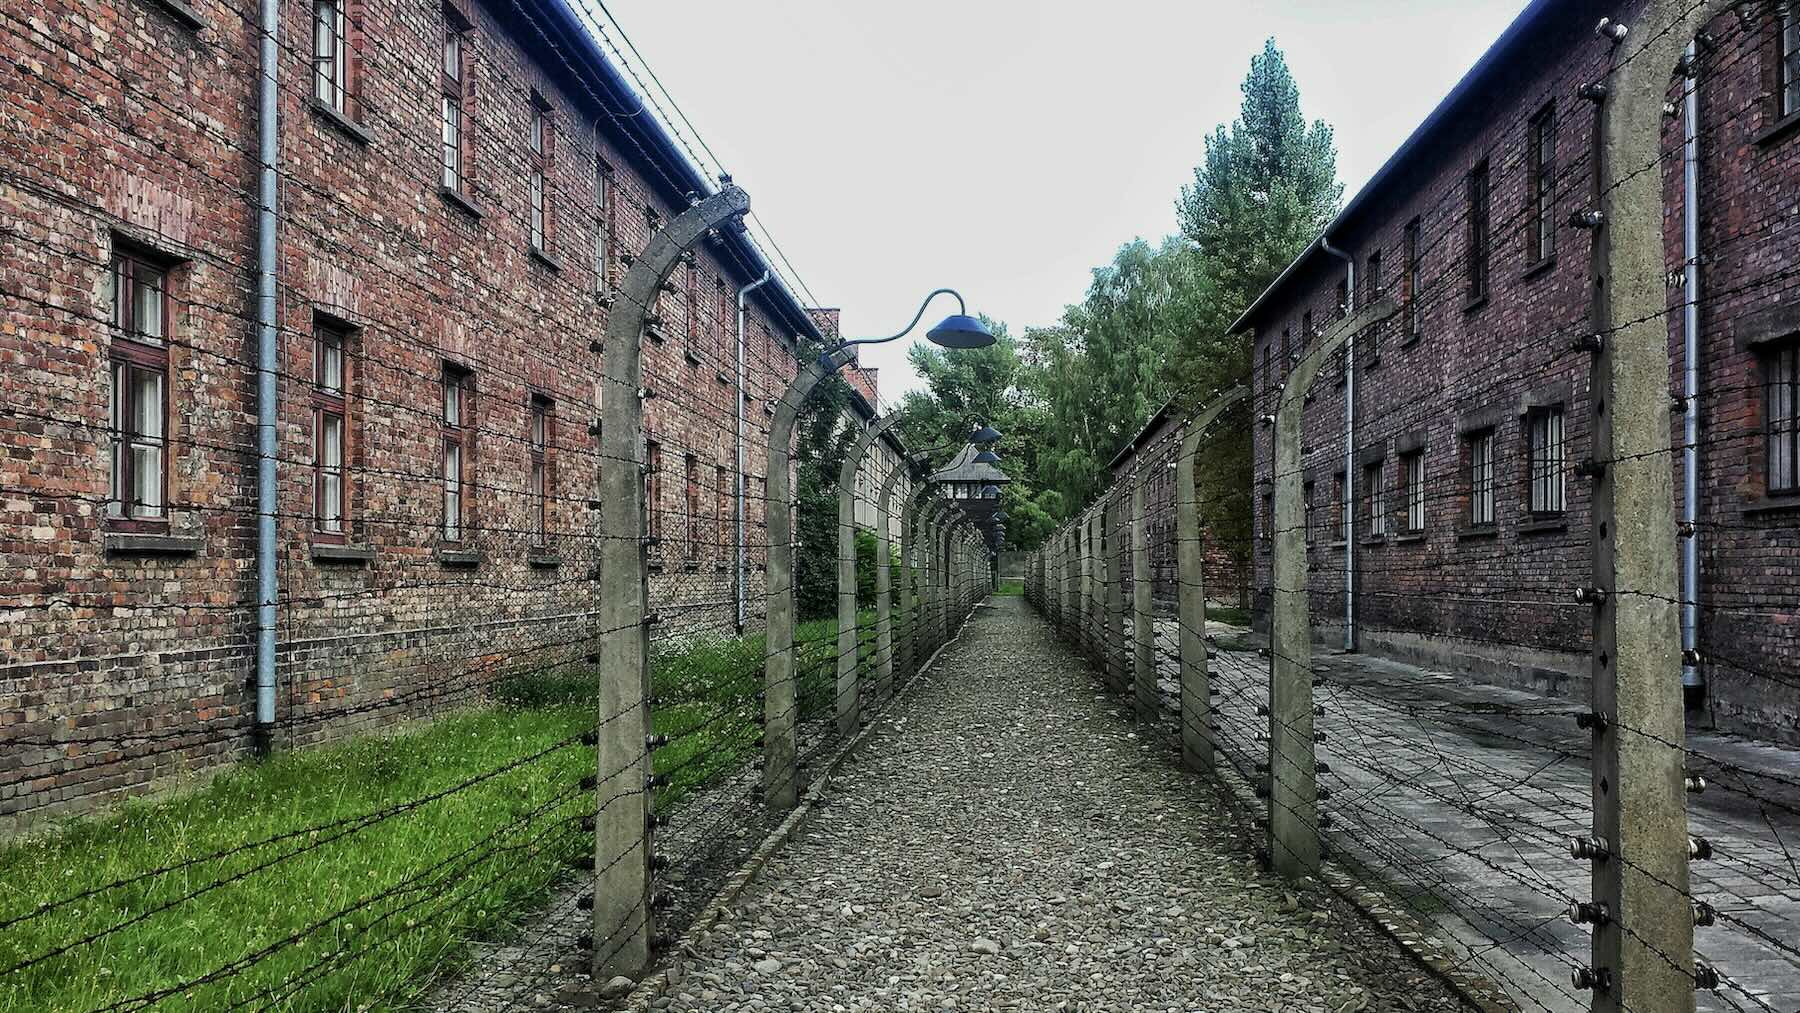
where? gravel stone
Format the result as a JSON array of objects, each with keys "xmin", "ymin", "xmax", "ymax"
[{"xmin": 656, "ymin": 597, "xmax": 1475, "ymax": 1011}]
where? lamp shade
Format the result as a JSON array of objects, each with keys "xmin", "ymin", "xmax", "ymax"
[
  {"xmin": 973, "ymin": 448, "xmax": 1001, "ymax": 465},
  {"xmin": 926, "ymin": 314, "xmax": 996, "ymax": 349},
  {"xmin": 969, "ymin": 423, "xmax": 1002, "ymax": 445}
]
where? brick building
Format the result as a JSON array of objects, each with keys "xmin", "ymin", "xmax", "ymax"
[
  {"xmin": 0, "ymin": 0, "xmax": 876, "ymax": 826},
  {"xmin": 1241, "ymin": 0, "xmax": 1800, "ymax": 740}
]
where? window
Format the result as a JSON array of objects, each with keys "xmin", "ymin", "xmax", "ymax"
[
  {"xmin": 1769, "ymin": 341, "xmax": 1800, "ymax": 492},
  {"xmin": 686, "ymin": 264, "xmax": 700, "ymax": 352},
  {"xmin": 1280, "ymin": 328, "xmax": 1291, "ymax": 375},
  {"xmin": 1261, "ymin": 344, "xmax": 1272, "ymax": 396},
  {"xmin": 595, "ymin": 161, "xmax": 614, "ymax": 289},
  {"xmin": 1363, "ymin": 249, "xmax": 1383, "ymax": 361},
  {"xmin": 1468, "ymin": 430, "xmax": 1496, "ymax": 527},
  {"xmin": 1335, "ymin": 278, "xmax": 1348, "ymax": 318},
  {"xmin": 529, "ymin": 96, "xmax": 551, "ymax": 251},
  {"xmin": 1529, "ymin": 104, "xmax": 1556, "ymax": 264},
  {"xmin": 685, "ymin": 454, "xmax": 700, "ymax": 561},
  {"xmin": 1332, "ymin": 473, "xmax": 1346, "ymax": 543},
  {"xmin": 440, "ymin": 16, "xmax": 468, "ymax": 192},
  {"xmin": 108, "ymin": 251, "xmax": 171, "ymax": 527},
  {"xmin": 1402, "ymin": 451, "xmax": 1425, "ymax": 533},
  {"xmin": 715, "ymin": 464, "xmax": 729, "ymax": 561},
  {"xmin": 1302, "ymin": 309, "xmax": 1313, "ymax": 341},
  {"xmin": 1364, "ymin": 460, "xmax": 1386, "ymax": 537},
  {"xmin": 645, "ymin": 439, "xmax": 662, "ymax": 542},
  {"xmin": 1261, "ymin": 491, "xmax": 1274, "ymax": 547},
  {"xmin": 529, "ymin": 396, "xmax": 551, "ymax": 546},
  {"xmin": 1403, "ymin": 218, "xmax": 1421, "ymax": 342},
  {"xmin": 716, "ymin": 284, "xmax": 732, "ymax": 366},
  {"xmin": 313, "ymin": 323, "xmax": 350, "ymax": 539},
  {"xmin": 1528, "ymin": 408, "xmax": 1566, "ymax": 514},
  {"xmin": 1302, "ymin": 481, "xmax": 1316, "ymax": 544},
  {"xmin": 442, "ymin": 365, "xmax": 473, "ymax": 541},
  {"xmin": 1467, "ymin": 161, "xmax": 1490, "ymax": 303},
  {"xmin": 1782, "ymin": 7, "xmax": 1799, "ymax": 119},
  {"xmin": 312, "ymin": 0, "xmax": 351, "ymax": 113}
]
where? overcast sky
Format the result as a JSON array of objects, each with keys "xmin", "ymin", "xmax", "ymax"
[{"xmin": 599, "ymin": 0, "xmax": 1530, "ymax": 404}]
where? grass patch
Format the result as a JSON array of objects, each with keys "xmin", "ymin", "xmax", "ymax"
[
  {"xmin": 1206, "ymin": 603, "xmax": 1252, "ymax": 627},
  {"xmin": 994, "ymin": 579, "xmax": 1024, "ymax": 597},
  {"xmin": 0, "ymin": 614, "xmax": 897, "ymax": 1012}
]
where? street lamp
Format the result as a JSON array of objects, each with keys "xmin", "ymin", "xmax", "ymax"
[{"xmin": 821, "ymin": 288, "xmax": 995, "ymax": 367}]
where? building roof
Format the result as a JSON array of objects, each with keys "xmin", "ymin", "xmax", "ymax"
[
  {"xmin": 1228, "ymin": 0, "xmax": 1562, "ymax": 335},
  {"xmin": 524, "ymin": 0, "xmax": 826, "ymax": 344},
  {"xmin": 929, "ymin": 444, "xmax": 1010, "ymax": 486},
  {"xmin": 1106, "ymin": 401, "xmax": 1178, "ymax": 472}
]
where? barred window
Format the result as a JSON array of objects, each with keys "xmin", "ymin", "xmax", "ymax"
[
  {"xmin": 1403, "ymin": 218, "xmax": 1421, "ymax": 341},
  {"xmin": 529, "ymin": 96, "xmax": 551, "ymax": 251},
  {"xmin": 596, "ymin": 162, "xmax": 614, "ymax": 289},
  {"xmin": 1528, "ymin": 407, "xmax": 1566, "ymax": 514},
  {"xmin": 1364, "ymin": 460, "xmax": 1386, "ymax": 537},
  {"xmin": 314, "ymin": 323, "xmax": 350, "ymax": 539},
  {"xmin": 1783, "ymin": 7, "xmax": 1799, "ymax": 119},
  {"xmin": 1402, "ymin": 451, "xmax": 1425, "ymax": 533},
  {"xmin": 1302, "ymin": 481, "xmax": 1315, "ymax": 544},
  {"xmin": 1467, "ymin": 160, "xmax": 1491, "ymax": 302},
  {"xmin": 685, "ymin": 454, "xmax": 701, "ymax": 562},
  {"xmin": 1768, "ymin": 340, "xmax": 1798, "ymax": 493},
  {"xmin": 440, "ymin": 17, "xmax": 468, "ymax": 192},
  {"xmin": 1528, "ymin": 104, "xmax": 1556, "ymax": 264},
  {"xmin": 442, "ymin": 365, "xmax": 474, "ymax": 542},
  {"xmin": 1468, "ymin": 430, "xmax": 1495, "ymax": 527},
  {"xmin": 529, "ymin": 396, "xmax": 551, "ymax": 546},
  {"xmin": 312, "ymin": 0, "xmax": 350, "ymax": 113},
  {"xmin": 108, "ymin": 252, "xmax": 171, "ymax": 527}
]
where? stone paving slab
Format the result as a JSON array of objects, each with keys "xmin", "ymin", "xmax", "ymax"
[{"xmin": 649, "ymin": 598, "xmax": 1474, "ymax": 1012}]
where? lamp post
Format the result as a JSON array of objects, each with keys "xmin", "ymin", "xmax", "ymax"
[{"xmin": 762, "ymin": 290, "xmax": 992, "ymax": 811}]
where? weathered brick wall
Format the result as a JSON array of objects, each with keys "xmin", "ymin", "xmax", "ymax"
[
  {"xmin": 1108, "ymin": 415, "xmax": 1249, "ymax": 612},
  {"xmin": 0, "ymin": 0, "xmax": 810, "ymax": 828},
  {"xmin": 1249, "ymin": 0, "xmax": 1800, "ymax": 741}
]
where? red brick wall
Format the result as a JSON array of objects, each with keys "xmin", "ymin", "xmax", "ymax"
[
  {"xmin": 0, "ymin": 0, "xmax": 809, "ymax": 827},
  {"xmin": 1247, "ymin": 0, "xmax": 1800, "ymax": 741}
]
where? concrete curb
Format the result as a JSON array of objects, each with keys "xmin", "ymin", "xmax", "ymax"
[{"xmin": 609, "ymin": 603, "xmax": 981, "ymax": 1011}]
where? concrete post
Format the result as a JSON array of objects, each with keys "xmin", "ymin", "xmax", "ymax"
[
  {"xmin": 1079, "ymin": 511, "xmax": 1095, "ymax": 664},
  {"xmin": 1582, "ymin": 6, "xmax": 1718, "ymax": 1006},
  {"xmin": 837, "ymin": 415, "xmax": 903, "ymax": 736},
  {"xmin": 1176, "ymin": 386, "xmax": 1248, "ymax": 773},
  {"xmin": 875, "ymin": 462, "xmax": 910, "ymax": 700},
  {"xmin": 1061, "ymin": 527, "xmax": 1075, "ymax": 638},
  {"xmin": 764, "ymin": 344, "xmax": 858, "ymax": 812},
  {"xmin": 1270, "ymin": 296, "xmax": 1397, "ymax": 879},
  {"xmin": 593, "ymin": 186, "xmax": 751, "ymax": 976},
  {"xmin": 1105, "ymin": 496, "xmax": 1129, "ymax": 695},
  {"xmin": 899, "ymin": 484, "xmax": 929, "ymax": 682},
  {"xmin": 1131, "ymin": 465, "xmax": 1156, "ymax": 723}
]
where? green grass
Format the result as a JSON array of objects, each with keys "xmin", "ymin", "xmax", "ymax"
[
  {"xmin": 0, "ymin": 613, "xmax": 900, "ymax": 1013},
  {"xmin": 1205, "ymin": 604, "xmax": 1253, "ymax": 627},
  {"xmin": 994, "ymin": 579, "xmax": 1024, "ymax": 597}
]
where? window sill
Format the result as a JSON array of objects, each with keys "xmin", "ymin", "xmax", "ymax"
[
  {"xmin": 646, "ymin": 325, "xmax": 668, "ymax": 344},
  {"xmin": 105, "ymin": 531, "xmax": 203, "ymax": 557},
  {"xmin": 528, "ymin": 551, "xmax": 562, "ymax": 569},
  {"xmin": 439, "ymin": 186, "xmax": 485, "ymax": 220},
  {"xmin": 1753, "ymin": 111, "xmax": 1800, "ymax": 148},
  {"xmin": 308, "ymin": 99, "xmax": 372, "ymax": 146},
  {"xmin": 1518, "ymin": 517, "xmax": 1568, "ymax": 536},
  {"xmin": 680, "ymin": 561, "xmax": 700, "ymax": 573},
  {"xmin": 1399, "ymin": 334, "xmax": 1422, "ymax": 350},
  {"xmin": 684, "ymin": 346, "xmax": 702, "ymax": 366},
  {"xmin": 1520, "ymin": 255, "xmax": 1556, "ymax": 282},
  {"xmin": 1456, "ymin": 526, "xmax": 1498, "ymax": 541},
  {"xmin": 713, "ymin": 562, "xmax": 729, "ymax": 573},
  {"xmin": 311, "ymin": 542, "xmax": 375, "ymax": 564},
  {"xmin": 144, "ymin": 0, "xmax": 209, "ymax": 30},
  {"xmin": 1392, "ymin": 532, "xmax": 1427, "ymax": 545},
  {"xmin": 715, "ymin": 369, "xmax": 732, "ymax": 386},
  {"xmin": 436, "ymin": 546, "xmax": 483, "ymax": 568},
  {"xmin": 1462, "ymin": 294, "xmax": 1489, "ymax": 315},
  {"xmin": 1362, "ymin": 356, "xmax": 1382, "ymax": 371},
  {"xmin": 1740, "ymin": 493, "xmax": 1800, "ymax": 517},
  {"xmin": 528, "ymin": 245, "xmax": 562, "ymax": 272},
  {"xmin": 1359, "ymin": 534, "xmax": 1387, "ymax": 547},
  {"xmin": 1327, "ymin": 540, "xmax": 1347, "ymax": 551}
]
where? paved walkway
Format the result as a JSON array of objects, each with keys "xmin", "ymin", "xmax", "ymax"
[{"xmin": 654, "ymin": 597, "xmax": 1472, "ymax": 1012}]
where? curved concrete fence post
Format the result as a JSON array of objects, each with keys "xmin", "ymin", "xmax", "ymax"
[
  {"xmin": 593, "ymin": 185, "xmax": 751, "ymax": 977},
  {"xmin": 1175, "ymin": 385, "xmax": 1248, "ymax": 774},
  {"xmin": 837, "ymin": 413, "xmax": 903, "ymax": 735},
  {"xmin": 875, "ymin": 461, "xmax": 911, "ymax": 700}
]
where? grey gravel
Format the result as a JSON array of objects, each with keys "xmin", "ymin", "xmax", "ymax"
[{"xmin": 655, "ymin": 597, "xmax": 1474, "ymax": 1012}]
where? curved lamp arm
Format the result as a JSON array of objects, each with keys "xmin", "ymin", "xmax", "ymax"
[{"xmin": 837, "ymin": 288, "xmax": 967, "ymax": 349}]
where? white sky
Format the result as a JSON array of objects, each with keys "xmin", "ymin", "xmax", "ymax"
[{"xmin": 600, "ymin": 0, "xmax": 1531, "ymax": 402}]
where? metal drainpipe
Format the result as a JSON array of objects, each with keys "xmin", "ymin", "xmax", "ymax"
[
  {"xmin": 1320, "ymin": 236, "xmax": 1355, "ymax": 652},
  {"xmin": 253, "ymin": 0, "xmax": 280, "ymax": 753},
  {"xmin": 736, "ymin": 271, "xmax": 771, "ymax": 633},
  {"xmin": 1681, "ymin": 41, "xmax": 1705, "ymax": 708}
]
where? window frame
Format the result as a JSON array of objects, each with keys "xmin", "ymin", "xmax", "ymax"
[
  {"xmin": 1527, "ymin": 406, "xmax": 1567, "ymax": 516},
  {"xmin": 1781, "ymin": 6, "xmax": 1799, "ymax": 121},
  {"xmin": 1363, "ymin": 248, "xmax": 1383, "ymax": 363},
  {"xmin": 312, "ymin": 321, "xmax": 351, "ymax": 542},
  {"xmin": 684, "ymin": 454, "xmax": 701, "ymax": 562},
  {"xmin": 440, "ymin": 11, "xmax": 471, "ymax": 193},
  {"xmin": 1466, "ymin": 160, "xmax": 1491, "ymax": 304},
  {"xmin": 108, "ymin": 250, "xmax": 174, "ymax": 531},
  {"xmin": 595, "ymin": 158, "xmax": 615, "ymax": 291},
  {"xmin": 529, "ymin": 394, "xmax": 552, "ymax": 547},
  {"xmin": 1401, "ymin": 450, "xmax": 1426, "ymax": 534},
  {"xmin": 1364, "ymin": 459, "xmax": 1387, "ymax": 538},
  {"xmin": 1302, "ymin": 480, "xmax": 1316, "ymax": 545},
  {"xmin": 1528, "ymin": 103, "xmax": 1557, "ymax": 265},
  {"xmin": 442, "ymin": 364, "xmax": 474, "ymax": 544},
  {"xmin": 1467, "ymin": 429, "xmax": 1496, "ymax": 528},
  {"xmin": 528, "ymin": 93, "xmax": 552, "ymax": 252},
  {"xmin": 312, "ymin": 0, "xmax": 352, "ymax": 115},
  {"xmin": 1764, "ymin": 339, "xmax": 1798, "ymax": 494},
  {"xmin": 1402, "ymin": 218, "xmax": 1421, "ymax": 342},
  {"xmin": 645, "ymin": 437, "xmax": 662, "ymax": 544}
]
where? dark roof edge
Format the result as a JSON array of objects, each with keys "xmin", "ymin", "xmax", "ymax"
[
  {"xmin": 1106, "ymin": 400, "xmax": 1175, "ymax": 470},
  {"xmin": 1227, "ymin": 0, "xmax": 1561, "ymax": 335},
  {"xmin": 529, "ymin": 0, "xmax": 824, "ymax": 345}
]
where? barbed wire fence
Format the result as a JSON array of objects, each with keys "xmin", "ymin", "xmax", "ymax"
[{"xmin": 1028, "ymin": 4, "xmax": 1800, "ymax": 1012}]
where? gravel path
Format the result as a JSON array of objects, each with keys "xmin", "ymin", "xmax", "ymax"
[{"xmin": 653, "ymin": 596, "xmax": 1475, "ymax": 1012}]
